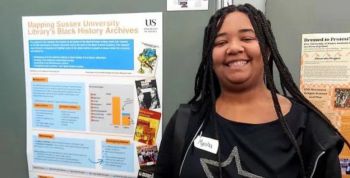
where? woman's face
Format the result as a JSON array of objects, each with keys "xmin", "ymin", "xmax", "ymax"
[{"xmin": 212, "ymin": 11, "xmax": 265, "ymax": 91}]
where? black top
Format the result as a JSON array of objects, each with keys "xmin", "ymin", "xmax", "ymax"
[{"xmin": 180, "ymin": 103, "xmax": 301, "ymax": 178}]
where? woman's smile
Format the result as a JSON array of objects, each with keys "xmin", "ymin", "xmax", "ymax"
[{"xmin": 224, "ymin": 59, "xmax": 250, "ymax": 68}]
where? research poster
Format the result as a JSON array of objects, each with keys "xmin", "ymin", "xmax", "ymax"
[
  {"xmin": 23, "ymin": 12, "xmax": 162, "ymax": 178},
  {"xmin": 300, "ymin": 33, "xmax": 350, "ymax": 176}
]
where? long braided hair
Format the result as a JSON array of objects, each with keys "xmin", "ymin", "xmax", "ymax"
[{"xmin": 189, "ymin": 3, "xmax": 350, "ymax": 178}]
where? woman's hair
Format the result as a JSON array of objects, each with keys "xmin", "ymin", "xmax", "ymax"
[{"xmin": 189, "ymin": 3, "xmax": 349, "ymax": 177}]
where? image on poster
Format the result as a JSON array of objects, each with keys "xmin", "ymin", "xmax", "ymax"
[
  {"xmin": 137, "ymin": 144, "xmax": 158, "ymax": 175},
  {"xmin": 24, "ymin": 12, "xmax": 163, "ymax": 178},
  {"xmin": 134, "ymin": 109, "xmax": 161, "ymax": 146},
  {"xmin": 135, "ymin": 78, "xmax": 161, "ymax": 110},
  {"xmin": 300, "ymin": 33, "xmax": 350, "ymax": 176}
]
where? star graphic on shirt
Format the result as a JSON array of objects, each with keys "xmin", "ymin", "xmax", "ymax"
[{"xmin": 200, "ymin": 146, "xmax": 264, "ymax": 178}]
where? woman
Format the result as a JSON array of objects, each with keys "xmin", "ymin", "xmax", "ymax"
[{"xmin": 155, "ymin": 4, "xmax": 348, "ymax": 178}]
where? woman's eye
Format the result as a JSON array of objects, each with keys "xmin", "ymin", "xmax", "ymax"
[
  {"xmin": 242, "ymin": 37, "xmax": 256, "ymax": 42},
  {"xmin": 214, "ymin": 41, "xmax": 227, "ymax": 46}
]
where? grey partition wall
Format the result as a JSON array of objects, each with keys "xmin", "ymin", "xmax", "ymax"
[{"xmin": 0, "ymin": 0, "xmax": 215, "ymax": 177}]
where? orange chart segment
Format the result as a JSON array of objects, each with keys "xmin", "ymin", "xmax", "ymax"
[
  {"xmin": 112, "ymin": 97, "xmax": 121, "ymax": 126},
  {"xmin": 122, "ymin": 113, "xmax": 131, "ymax": 126}
]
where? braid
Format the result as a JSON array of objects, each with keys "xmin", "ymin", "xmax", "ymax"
[
  {"xmin": 189, "ymin": 6, "xmax": 239, "ymax": 178},
  {"xmin": 243, "ymin": 7, "xmax": 307, "ymax": 177},
  {"xmin": 208, "ymin": 58, "xmax": 223, "ymax": 177}
]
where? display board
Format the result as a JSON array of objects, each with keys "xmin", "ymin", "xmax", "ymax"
[
  {"xmin": 0, "ymin": 0, "xmax": 214, "ymax": 177},
  {"xmin": 23, "ymin": 12, "xmax": 162, "ymax": 177},
  {"xmin": 300, "ymin": 33, "xmax": 350, "ymax": 176}
]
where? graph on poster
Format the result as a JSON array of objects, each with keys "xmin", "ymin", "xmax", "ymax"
[{"xmin": 90, "ymin": 84, "xmax": 134, "ymax": 135}]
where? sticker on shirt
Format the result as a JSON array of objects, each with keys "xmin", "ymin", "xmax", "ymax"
[{"xmin": 194, "ymin": 135, "xmax": 219, "ymax": 154}]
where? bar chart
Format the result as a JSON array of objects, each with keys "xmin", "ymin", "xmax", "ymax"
[{"xmin": 90, "ymin": 84, "xmax": 134, "ymax": 135}]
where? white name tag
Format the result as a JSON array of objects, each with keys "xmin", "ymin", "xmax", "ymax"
[{"xmin": 194, "ymin": 135, "xmax": 219, "ymax": 154}]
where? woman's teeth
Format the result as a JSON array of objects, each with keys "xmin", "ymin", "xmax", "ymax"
[{"xmin": 228, "ymin": 60, "xmax": 248, "ymax": 67}]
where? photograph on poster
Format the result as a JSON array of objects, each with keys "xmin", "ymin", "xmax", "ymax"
[
  {"xmin": 134, "ymin": 109, "xmax": 161, "ymax": 146},
  {"xmin": 340, "ymin": 158, "xmax": 350, "ymax": 175},
  {"xmin": 335, "ymin": 88, "xmax": 350, "ymax": 108},
  {"xmin": 137, "ymin": 48, "xmax": 158, "ymax": 74},
  {"xmin": 136, "ymin": 78, "xmax": 160, "ymax": 110},
  {"xmin": 136, "ymin": 144, "xmax": 158, "ymax": 173}
]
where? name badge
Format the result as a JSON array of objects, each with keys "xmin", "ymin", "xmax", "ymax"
[{"xmin": 194, "ymin": 135, "xmax": 219, "ymax": 154}]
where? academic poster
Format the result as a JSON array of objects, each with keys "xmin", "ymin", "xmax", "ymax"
[
  {"xmin": 300, "ymin": 33, "xmax": 350, "ymax": 177},
  {"xmin": 22, "ymin": 12, "xmax": 163, "ymax": 178}
]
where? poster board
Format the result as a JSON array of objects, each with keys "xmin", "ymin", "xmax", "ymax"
[
  {"xmin": 300, "ymin": 33, "xmax": 350, "ymax": 176},
  {"xmin": 22, "ymin": 12, "xmax": 162, "ymax": 178}
]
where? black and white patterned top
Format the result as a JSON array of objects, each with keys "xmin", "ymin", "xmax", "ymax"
[{"xmin": 180, "ymin": 102, "xmax": 301, "ymax": 178}]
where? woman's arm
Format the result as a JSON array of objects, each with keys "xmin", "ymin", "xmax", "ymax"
[
  {"xmin": 312, "ymin": 147, "xmax": 342, "ymax": 178},
  {"xmin": 154, "ymin": 110, "xmax": 178, "ymax": 178}
]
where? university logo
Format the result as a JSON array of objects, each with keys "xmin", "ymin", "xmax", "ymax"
[{"xmin": 145, "ymin": 19, "xmax": 157, "ymax": 26}]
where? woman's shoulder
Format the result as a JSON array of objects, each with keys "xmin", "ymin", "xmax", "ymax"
[
  {"xmin": 290, "ymin": 99, "xmax": 335, "ymax": 134},
  {"xmin": 168, "ymin": 102, "xmax": 205, "ymax": 128},
  {"xmin": 289, "ymin": 99, "xmax": 343, "ymax": 151},
  {"xmin": 286, "ymin": 99, "xmax": 332, "ymax": 131},
  {"xmin": 284, "ymin": 99, "xmax": 337, "ymax": 139}
]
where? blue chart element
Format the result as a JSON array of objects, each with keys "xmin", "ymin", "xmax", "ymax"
[
  {"xmin": 29, "ymin": 39, "xmax": 134, "ymax": 70},
  {"xmin": 33, "ymin": 136, "xmax": 95, "ymax": 168},
  {"xmin": 101, "ymin": 142, "xmax": 134, "ymax": 172}
]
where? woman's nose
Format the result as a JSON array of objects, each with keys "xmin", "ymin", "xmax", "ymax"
[{"xmin": 226, "ymin": 40, "xmax": 244, "ymax": 55}]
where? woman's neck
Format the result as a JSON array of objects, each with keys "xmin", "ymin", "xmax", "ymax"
[
  {"xmin": 217, "ymin": 84, "xmax": 270, "ymax": 105},
  {"xmin": 215, "ymin": 85, "xmax": 291, "ymax": 124}
]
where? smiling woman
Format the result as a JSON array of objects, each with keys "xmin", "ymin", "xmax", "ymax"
[
  {"xmin": 155, "ymin": 3, "xmax": 349, "ymax": 178},
  {"xmin": 212, "ymin": 12, "xmax": 265, "ymax": 93}
]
